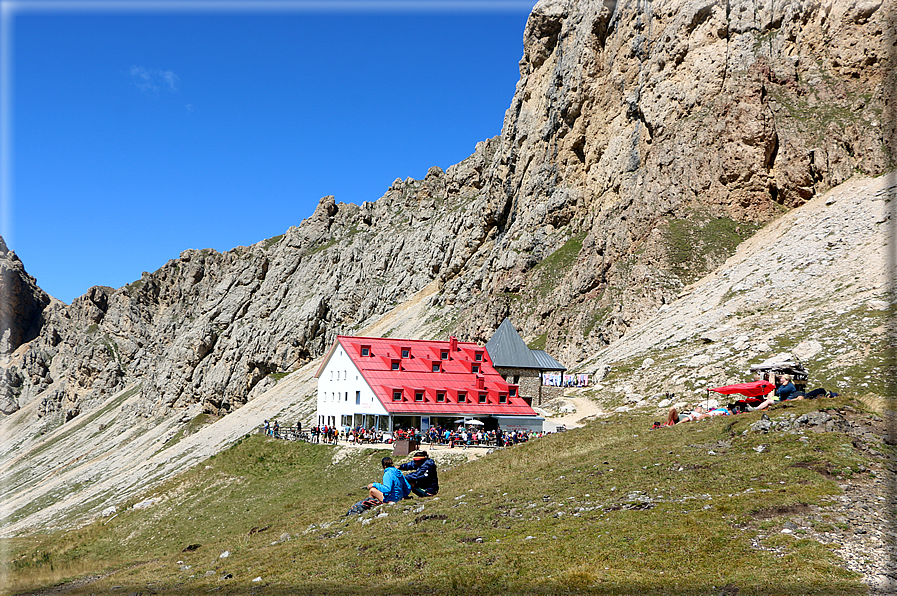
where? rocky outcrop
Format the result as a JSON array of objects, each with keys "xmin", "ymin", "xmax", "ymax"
[
  {"xmin": 448, "ymin": 0, "xmax": 891, "ymax": 363},
  {"xmin": 0, "ymin": 0, "xmax": 890, "ymax": 428},
  {"xmin": 0, "ymin": 237, "xmax": 49, "ymax": 356}
]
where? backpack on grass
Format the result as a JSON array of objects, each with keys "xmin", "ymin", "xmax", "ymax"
[{"xmin": 346, "ymin": 497, "xmax": 382, "ymax": 516}]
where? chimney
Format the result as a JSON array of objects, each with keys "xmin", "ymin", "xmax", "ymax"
[
  {"xmin": 450, "ymin": 336, "xmax": 458, "ymax": 352},
  {"xmin": 476, "ymin": 375, "xmax": 485, "ymax": 390}
]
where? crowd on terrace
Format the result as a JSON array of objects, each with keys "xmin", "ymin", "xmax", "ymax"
[{"xmin": 259, "ymin": 421, "xmax": 552, "ymax": 448}]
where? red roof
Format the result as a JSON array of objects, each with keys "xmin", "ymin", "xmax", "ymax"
[{"xmin": 320, "ymin": 335, "xmax": 538, "ymax": 417}]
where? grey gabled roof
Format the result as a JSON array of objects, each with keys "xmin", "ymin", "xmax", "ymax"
[
  {"xmin": 531, "ymin": 349, "xmax": 566, "ymax": 372},
  {"xmin": 485, "ymin": 318, "xmax": 566, "ymax": 371}
]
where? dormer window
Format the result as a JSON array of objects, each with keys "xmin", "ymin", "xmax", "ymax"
[
  {"xmin": 414, "ymin": 391, "xmax": 424, "ymax": 402},
  {"xmin": 509, "ymin": 387, "xmax": 517, "ymax": 397},
  {"xmin": 432, "ymin": 362, "xmax": 441, "ymax": 373},
  {"xmin": 436, "ymin": 392, "xmax": 445, "ymax": 402},
  {"xmin": 499, "ymin": 393, "xmax": 507, "ymax": 404},
  {"xmin": 471, "ymin": 364, "xmax": 480, "ymax": 374},
  {"xmin": 392, "ymin": 390, "xmax": 403, "ymax": 401},
  {"xmin": 361, "ymin": 345, "xmax": 370, "ymax": 356},
  {"xmin": 475, "ymin": 351, "xmax": 483, "ymax": 362},
  {"xmin": 391, "ymin": 360, "xmax": 400, "ymax": 371},
  {"xmin": 440, "ymin": 350, "xmax": 449, "ymax": 360},
  {"xmin": 457, "ymin": 392, "xmax": 466, "ymax": 403},
  {"xmin": 401, "ymin": 348, "xmax": 410, "ymax": 359},
  {"xmin": 478, "ymin": 393, "xmax": 487, "ymax": 404}
]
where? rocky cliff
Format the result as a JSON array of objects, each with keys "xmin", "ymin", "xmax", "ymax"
[{"xmin": 0, "ymin": 0, "xmax": 891, "ymax": 430}]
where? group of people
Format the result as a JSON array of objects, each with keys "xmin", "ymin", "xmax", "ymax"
[
  {"xmin": 419, "ymin": 426, "xmax": 541, "ymax": 448},
  {"xmin": 364, "ymin": 450, "xmax": 439, "ymax": 503},
  {"xmin": 260, "ymin": 421, "xmax": 549, "ymax": 449},
  {"xmin": 262, "ymin": 419, "xmax": 280, "ymax": 436},
  {"xmin": 310, "ymin": 425, "xmax": 339, "ymax": 443},
  {"xmin": 347, "ymin": 427, "xmax": 384, "ymax": 444},
  {"xmin": 661, "ymin": 374, "xmax": 834, "ymax": 427}
]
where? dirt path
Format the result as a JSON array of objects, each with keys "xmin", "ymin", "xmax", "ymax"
[{"xmin": 542, "ymin": 395, "xmax": 609, "ymax": 429}]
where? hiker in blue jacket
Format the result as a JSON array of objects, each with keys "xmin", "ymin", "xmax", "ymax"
[
  {"xmin": 367, "ymin": 457, "xmax": 411, "ymax": 503},
  {"xmin": 399, "ymin": 451, "xmax": 439, "ymax": 496}
]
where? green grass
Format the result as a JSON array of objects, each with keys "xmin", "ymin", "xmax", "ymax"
[
  {"xmin": 663, "ymin": 214, "xmax": 761, "ymax": 282},
  {"xmin": 3, "ymin": 400, "xmax": 874, "ymax": 595},
  {"xmin": 263, "ymin": 234, "xmax": 284, "ymax": 249},
  {"xmin": 530, "ymin": 233, "xmax": 586, "ymax": 298}
]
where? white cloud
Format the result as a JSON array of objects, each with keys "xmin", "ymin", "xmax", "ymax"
[
  {"xmin": 129, "ymin": 66, "xmax": 179, "ymax": 93},
  {"xmin": 160, "ymin": 70, "xmax": 180, "ymax": 91}
]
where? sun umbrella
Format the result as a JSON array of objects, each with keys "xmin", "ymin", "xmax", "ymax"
[{"xmin": 709, "ymin": 380, "xmax": 774, "ymax": 397}]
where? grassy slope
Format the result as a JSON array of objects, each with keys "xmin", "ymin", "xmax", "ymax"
[{"xmin": 4, "ymin": 396, "xmax": 884, "ymax": 596}]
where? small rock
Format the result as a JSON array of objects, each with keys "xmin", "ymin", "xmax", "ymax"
[
  {"xmin": 132, "ymin": 498, "xmax": 159, "ymax": 510},
  {"xmin": 219, "ymin": 551, "xmax": 230, "ymax": 559}
]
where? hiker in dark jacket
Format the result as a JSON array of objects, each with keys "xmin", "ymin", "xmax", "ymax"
[{"xmin": 399, "ymin": 451, "xmax": 439, "ymax": 496}]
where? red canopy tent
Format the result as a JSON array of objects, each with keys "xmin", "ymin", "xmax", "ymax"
[{"xmin": 709, "ymin": 380, "xmax": 774, "ymax": 397}]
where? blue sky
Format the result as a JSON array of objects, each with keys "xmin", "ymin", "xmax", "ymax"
[{"xmin": 3, "ymin": 0, "xmax": 533, "ymax": 303}]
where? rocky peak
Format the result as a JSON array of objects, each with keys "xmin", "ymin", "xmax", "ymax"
[{"xmin": 0, "ymin": 235, "xmax": 50, "ymax": 355}]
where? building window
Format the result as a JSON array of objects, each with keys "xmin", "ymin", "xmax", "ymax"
[
  {"xmin": 345, "ymin": 392, "xmax": 349, "ymax": 402},
  {"xmin": 436, "ymin": 392, "xmax": 445, "ymax": 402},
  {"xmin": 499, "ymin": 393, "xmax": 507, "ymax": 404},
  {"xmin": 401, "ymin": 348, "xmax": 410, "ymax": 358},
  {"xmin": 509, "ymin": 387, "xmax": 517, "ymax": 397},
  {"xmin": 393, "ymin": 390, "xmax": 402, "ymax": 401},
  {"xmin": 391, "ymin": 360, "xmax": 400, "ymax": 371},
  {"xmin": 356, "ymin": 391, "xmax": 361, "ymax": 405},
  {"xmin": 457, "ymin": 392, "xmax": 466, "ymax": 403},
  {"xmin": 478, "ymin": 393, "xmax": 487, "ymax": 404},
  {"xmin": 471, "ymin": 364, "xmax": 480, "ymax": 374},
  {"xmin": 432, "ymin": 362, "xmax": 440, "ymax": 373},
  {"xmin": 361, "ymin": 346, "xmax": 370, "ymax": 356},
  {"xmin": 330, "ymin": 371, "xmax": 333, "ymax": 380},
  {"xmin": 475, "ymin": 352, "xmax": 483, "ymax": 362},
  {"xmin": 414, "ymin": 392, "xmax": 424, "ymax": 402},
  {"xmin": 440, "ymin": 350, "xmax": 448, "ymax": 360}
]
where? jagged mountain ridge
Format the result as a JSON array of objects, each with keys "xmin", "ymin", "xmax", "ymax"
[{"xmin": 1, "ymin": 0, "xmax": 890, "ymax": 430}]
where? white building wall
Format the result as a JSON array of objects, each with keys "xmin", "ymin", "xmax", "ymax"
[{"xmin": 316, "ymin": 340, "xmax": 388, "ymax": 427}]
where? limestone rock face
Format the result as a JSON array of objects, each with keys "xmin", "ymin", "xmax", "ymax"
[
  {"xmin": 446, "ymin": 0, "xmax": 890, "ymax": 364},
  {"xmin": 0, "ymin": 237, "xmax": 49, "ymax": 355},
  {"xmin": 1, "ymin": 0, "xmax": 890, "ymax": 427}
]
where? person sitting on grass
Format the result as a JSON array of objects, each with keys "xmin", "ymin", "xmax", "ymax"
[
  {"xmin": 753, "ymin": 374, "xmax": 800, "ymax": 410},
  {"xmin": 367, "ymin": 456, "xmax": 411, "ymax": 503},
  {"xmin": 399, "ymin": 451, "xmax": 439, "ymax": 497}
]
